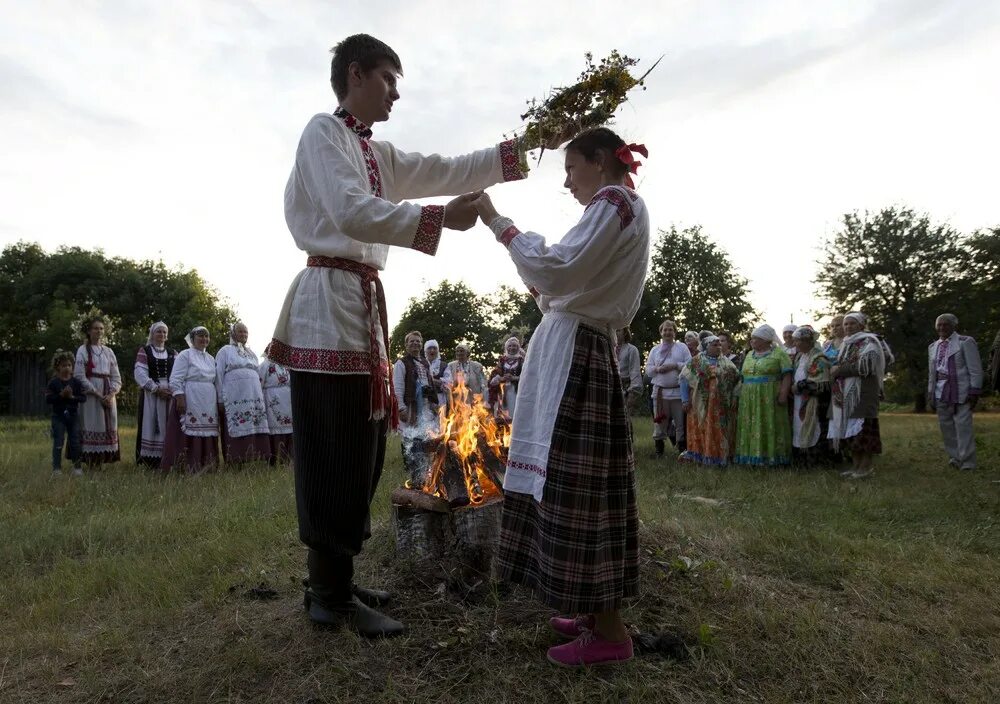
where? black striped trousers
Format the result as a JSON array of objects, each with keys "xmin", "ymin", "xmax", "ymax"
[{"xmin": 291, "ymin": 372, "xmax": 388, "ymax": 557}]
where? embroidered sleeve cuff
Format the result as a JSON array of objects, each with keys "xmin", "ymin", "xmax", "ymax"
[
  {"xmin": 413, "ymin": 205, "xmax": 444, "ymax": 255},
  {"xmin": 488, "ymin": 215, "xmax": 522, "ymax": 248},
  {"xmin": 499, "ymin": 139, "xmax": 529, "ymax": 182}
]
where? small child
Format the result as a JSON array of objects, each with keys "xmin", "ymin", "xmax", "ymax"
[{"xmin": 46, "ymin": 350, "xmax": 86, "ymax": 477}]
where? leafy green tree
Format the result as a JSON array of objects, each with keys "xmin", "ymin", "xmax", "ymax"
[
  {"xmin": 814, "ymin": 207, "xmax": 977, "ymax": 410},
  {"xmin": 637, "ymin": 225, "xmax": 758, "ymax": 351},
  {"xmin": 0, "ymin": 241, "xmax": 238, "ymax": 410},
  {"xmin": 389, "ymin": 281, "xmax": 495, "ymax": 364}
]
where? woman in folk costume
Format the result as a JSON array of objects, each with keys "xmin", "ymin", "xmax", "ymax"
[
  {"xmin": 216, "ymin": 322, "xmax": 272, "ymax": 463},
  {"xmin": 488, "ymin": 336, "xmax": 525, "ymax": 420},
  {"xmin": 790, "ymin": 326, "xmax": 831, "ymax": 465},
  {"xmin": 258, "ymin": 356, "xmax": 293, "ymax": 464},
  {"xmin": 74, "ymin": 315, "xmax": 122, "ymax": 466},
  {"xmin": 134, "ymin": 321, "xmax": 177, "ymax": 468},
  {"xmin": 734, "ymin": 324, "xmax": 793, "ymax": 466},
  {"xmin": 782, "ymin": 324, "xmax": 798, "ymax": 357},
  {"xmin": 679, "ymin": 335, "xmax": 741, "ymax": 465},
  {"xmin": 423, "ymin": 339, "xmax": 448, "ymax": 410},
  {"xmin": 161, "ymin": 326, "xmax": 221, "ymax": 472},
  {"xmin": 829, "ymin": 312, "xmax": 886, "ymax": 479},
  {"xmin": 471, "ymin": 128, "xmax": 650, "ymax": 668}
]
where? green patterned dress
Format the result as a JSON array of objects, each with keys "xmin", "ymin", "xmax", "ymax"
[{"xmin": 735, "ymin": 348, "xmax": 793, "ymax": 465}]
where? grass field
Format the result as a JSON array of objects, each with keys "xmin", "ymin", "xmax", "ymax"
[{"xmin": 1, "ymin": 413, "xmax": 999, "ymax": 703}]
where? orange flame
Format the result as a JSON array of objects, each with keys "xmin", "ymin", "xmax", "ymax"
[{"xmin": 423, "ymin": 371, "xmax": 508, "ymax": 506}]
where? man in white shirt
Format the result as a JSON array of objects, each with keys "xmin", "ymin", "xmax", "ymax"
[
  {"xmin": 393, "ymin": 330, "xmax": 438, "ymax": 428},
  {"xmin": 267, "ymin": 34, "xmax": 527, "ymax": 638}
]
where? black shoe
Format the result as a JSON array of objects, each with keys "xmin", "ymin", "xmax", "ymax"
[
  {"xmin": 352, "ymin": 582, "xmax": 391, "ymax": 609},
  {"xmin": 652, "ymin": 439, "xmax": 665, "ymax": 459},
  {"xmin": 304, "ymin": 591, "xmax": 405, "ymax": 638}
]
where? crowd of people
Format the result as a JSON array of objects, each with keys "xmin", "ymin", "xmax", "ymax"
[{"xmin": 46, "ymin": 316, "xmax": 293, "ymax": 476}]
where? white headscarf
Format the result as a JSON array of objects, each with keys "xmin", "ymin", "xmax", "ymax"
[
  {"xmin": 782, "ymin": 324, "xmax": 797, "ymax": 335},
  {"xmin": 504, "ymin": 336, "xmax": 523, "ymax": 357},
  {"xmin": 792, "ymin": 325, "xmax": 817, "ymax": 342},
  {"xmin": 228, "ymin": 322, "xmax": 246, "ymax": 349},
  {"xmin": 751, "ymin": 324, "xmax": 782, "ymax": 347},
  {"xmin": 147, "ymin": 321, "xmax": 168, "ymax": 347},
  {"xmin": 424, "ymin": 339, "xmax": 439, "ymax": 353},
  {"xmin": 185, "ymin": 326, "xmax": 209, "ymax": 349}
]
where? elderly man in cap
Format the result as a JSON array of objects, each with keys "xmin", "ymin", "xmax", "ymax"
[{"xmin": 928, "ymin": 313, "xmax": 983, "ymax": 470}]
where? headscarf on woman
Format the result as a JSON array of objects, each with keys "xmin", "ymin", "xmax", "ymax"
[
  {"xmin": 751, "ymin": 324, "xmax": 782, "ymax": 348},
  {"xmin": 832, "ymin": 312, "xmax": 886, "ymax": 448},
  {"xmin": 792, "ymin": 325, "xmax": 831, "ymax": 445},
  {"xmin": 146, "ymin": 321, "xmax": 168, "ymax": 347},
  {"xmin": 185, "ymin": 326, "xmax": 209, "ymax": 349}
]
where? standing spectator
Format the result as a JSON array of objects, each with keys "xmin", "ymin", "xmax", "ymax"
[
  {"xmin": 790, "ymin": 326, "xmax": 832, "ymax": 465},
  {"xmin": 161, "ymin": 326, "xmax": 221, "ymax": 472},
  {"xmin": 134, "ymin": 321, "xmax": 177, "ymax": 468},
  {"xmin": 684, "ymin": 330, "xmax": 701, "ymax": 358},
  {"xmin": 928, "ymin": 313, "xmax": 983, "ymax": 470},
  {"xmin": 259, "ymin": 357, "xmax": 294, "ymax": 463},
  {"xmin": 829, "ymin": 312, "xmax": 886, "ymax": 479},
  {"xmin": 74, "ymin": 315, "xmax": 121, "ymax": 467},
  {"xmin": 717, "ymin": 330, "xmax": 744, "ymax": 370},
  {"xmin": 646, "ymin": 320, "xmax": 692, "ymax": 457},
  {"xmin": 216, "ymin": 323, "xmax": 271, "ymax": 463},
  {"xmin": 423, "ymin": 339, "xmax": 448, "ymax": 409},
  {"xmin": 822, "ymin": 315, "xmax": 845, "ymax": 363},
  {"xmin": 782, "ymin": 324, "xmax": 798, "ymax": 357},
  {"xmin": 616, "ymin": 326, "xmax": 643, "ymax": 415},
  {"xmin": 679, "ymin": 336, "xmax": 741, "ymax": 465},
  {"xmin": 393, "ymin": 330, "xmax": 438, "ymax": 429},
  {"xmin": 443, "ymin": 343, "xmax": 488, "ymax": 404},
  {"xmin": 47, "ymin": 350, "xmax": 86, "ymax": 477},
  {"xmin": 734, "ymin": 325, "xmax": 793, "ymax": 466},
  {"xmin": 488, "ymin": 336, "xmax": 525, "ymax": 420}
]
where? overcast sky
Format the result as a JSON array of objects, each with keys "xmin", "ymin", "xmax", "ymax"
[{"xmin": 2, "ymin": 0, "xmax": 998, "ymax": 352}]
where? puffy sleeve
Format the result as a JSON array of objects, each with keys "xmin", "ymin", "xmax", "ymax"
[
  {"xmin": 627, "ymin": 347, "xmax": 643, "ymax": 393},
  {"xmin": 392, "ymin": 360, "xmax": 406, "ymax": 409},
  {"xmin": 135, "ymin": 347, "xmax": 155, "ymax": 391},
  {"xmin": 377, "ymin": 139, "xmax": 526, "ymax": 201},
  {"xmin": 215, "ymin": 347, "xmax": 228, "ymax": 402},
  {"xmin": 169, "ymin": 351, "xmax": 189, "ymax": 396},
  {"xmin": 499, "ymin": 188, "xmax": 640, "ymax": 298},
  {"xmin": 74, "ymin": 346, "xmax": 96, "ymax": 395},
  {"xmin": 295, "ymin": 118, "xmax": 444, "ymax": 256},
  {"xmin": 108, "ymin": 349, "xmax": 122, "ymax": 394}
]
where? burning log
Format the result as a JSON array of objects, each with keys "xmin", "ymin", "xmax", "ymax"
[{"xmin": 390, "ymin": 486, "xmax": 449, "ymax": 514}]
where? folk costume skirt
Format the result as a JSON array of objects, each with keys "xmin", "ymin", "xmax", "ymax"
[
  {"xmin": 497, "ymin": 319, "xmax": 639, "ymax": 613},
  {"xmin": 291, "ymin": 371, "xmax": 387, "ymax": 557}
]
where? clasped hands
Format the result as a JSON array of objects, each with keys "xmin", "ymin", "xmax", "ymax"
[{"xmin": 443, "ymin": 191, "xmax": 501, "ymax": 232}]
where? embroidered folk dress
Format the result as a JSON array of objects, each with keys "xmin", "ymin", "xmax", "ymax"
[
  {"xmin": 734, "ymin": 347, "xmax": 793, "ymax": 465},
  {"xmin": 258, "ymin": 358, "xmax": 293, "ymax": 461},
  {"xmin": 267, "ymin": 109, "xmax": 526, "ymax": 409},
  {"xmin": 679, "ymin": 354, "xmax": 741, "ymax": 465},
  {"xmin": 161, "ymin": 348, "xmax": 220, "ymax": 471},
  {"xmin": 216, "ymin": 343, "xmax": 271, "ymax": 462},
  {"xmin": 134, "ymin": 345, "xmax": 175, "ymax": 465},
  {"xmin": 493, "ymin": 185, "xmax": 650, "ymax": 613},
  {"xmin": 73, "ymin": 344, "xmax": 122, "ymax": 463}
]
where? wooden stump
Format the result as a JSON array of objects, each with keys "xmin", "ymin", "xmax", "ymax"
[
  {"xmin": 391, "ymin": 504, "xmax": 451, "ymax": 567},
  {"xmin": 449, "ymin": 499, "xmax": 503, "ymax": 583}
]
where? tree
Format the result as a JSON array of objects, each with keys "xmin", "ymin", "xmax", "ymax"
[
  {"xmin": 814, "ymin": 207, "xmax": 977, "ymax": 411},
  {"xmin": 638, "ymin": 225, "xmax": 758, "ymax": 351},
  {"xmin": 0, "ymin": 241, "xmax": 238, "ymax": 409}
]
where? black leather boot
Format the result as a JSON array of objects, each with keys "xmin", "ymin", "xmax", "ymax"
[
  {"xmin": 654, "ymin": 439, "xmax": 665, "ymax": 458},
  {"xmin": 352, "ymin": 583, "xmax": 391, "ymax": 608},
  {"xmin": 303, "ymin": 550, "xmax": 404, "ymax": 638}
]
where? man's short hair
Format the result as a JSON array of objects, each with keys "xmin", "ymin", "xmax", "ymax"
[
  {"xmin": 936, "ymin": 313, "xmax": 958, "ymax": 326},
  {"xmin": 329, "ymin": 34, "xmax": 403, "ymax": 100},
  {"xmin": 404, "ymin": 330, "xmax": 422, "ymax": 342}
]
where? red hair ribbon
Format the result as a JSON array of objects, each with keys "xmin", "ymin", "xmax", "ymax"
[{"xmin": 615, "ymin": 143, "xmax": 648, "ymax": 188}]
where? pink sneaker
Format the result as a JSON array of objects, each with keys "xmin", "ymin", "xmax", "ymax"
[
  {"xmin": 549, "ymin": 615, "xmax": 595, "ymax": 639},
  {"xmin": 547, "ymin": 630, "xmax": 634, "ymax": 668}
]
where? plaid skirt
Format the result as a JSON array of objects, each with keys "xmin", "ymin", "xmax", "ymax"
[{"xmin": 497, "ymin": 323, "xmax": 639, "ymax": 613}]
